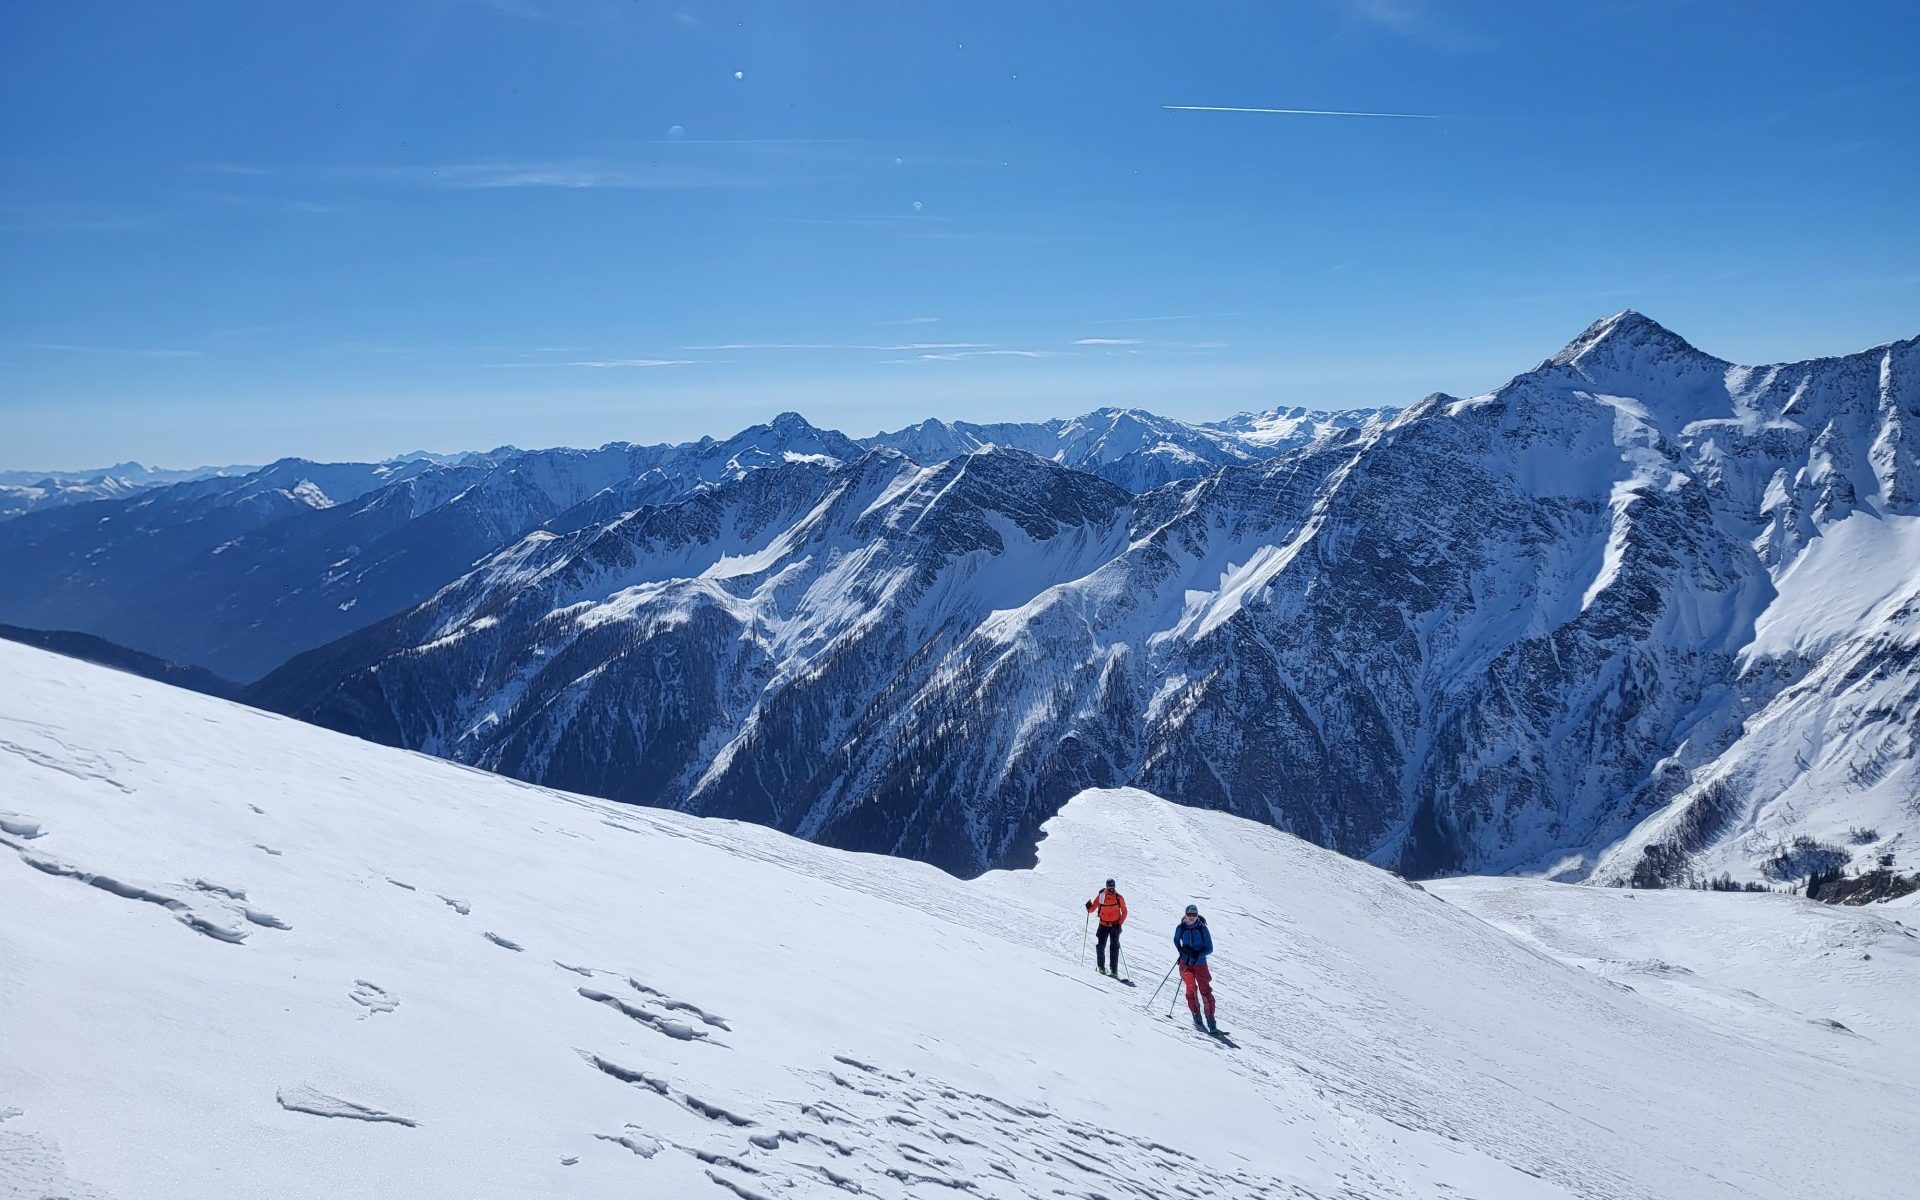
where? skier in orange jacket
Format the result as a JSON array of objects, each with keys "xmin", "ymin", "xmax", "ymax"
[{"xmin": 1085, "ymin": 879, "xmax": 1129, "ymax": 977}]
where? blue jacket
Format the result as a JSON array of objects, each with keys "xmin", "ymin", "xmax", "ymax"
[{"xmin": 1173, "ymin": 916, "xmax": 1212, "ymax": 965}]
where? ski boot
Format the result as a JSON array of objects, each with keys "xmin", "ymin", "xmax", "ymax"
[{"xmin": 1191, "ymin": 1011, "xmax": 1207, "ymax": 1032}]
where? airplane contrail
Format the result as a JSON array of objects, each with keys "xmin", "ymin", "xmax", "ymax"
[{"xmin": 1162, "ymin": 104, "xmax": 1439, "ymax": 120}]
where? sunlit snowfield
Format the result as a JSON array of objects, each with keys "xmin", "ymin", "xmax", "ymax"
[{"xmin": 3, "ymin": 641, "xmax": 1916, "ymax": 1199}]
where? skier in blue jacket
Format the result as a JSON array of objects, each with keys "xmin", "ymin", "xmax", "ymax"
[{"xmin": 1174, "ymin": 904, "xmax": 1218, "ymax": 1033}]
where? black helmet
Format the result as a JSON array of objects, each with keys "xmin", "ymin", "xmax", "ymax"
[{"xmin": 1105, "ymin": 878, "xmax": 1116, "ymax": 889}]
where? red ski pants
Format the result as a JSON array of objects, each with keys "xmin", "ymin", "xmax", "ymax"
[{"xmin": 1180, "ymin": 962, "xmax": 1215, "ymax": 1017}]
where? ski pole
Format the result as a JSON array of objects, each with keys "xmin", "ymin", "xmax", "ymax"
[
  {"xmin": 1080, "ymin": 912, "xmax": 1090, "ymax": 968},
  {"xmin": 1145, "ymin": 960, "xmax": 1178, "ymax": 1009}
]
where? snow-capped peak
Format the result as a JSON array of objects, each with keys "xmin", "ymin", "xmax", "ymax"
[{"xmin": 1546, "ymin": 310, "xmax": 1726, "ymax": 376}]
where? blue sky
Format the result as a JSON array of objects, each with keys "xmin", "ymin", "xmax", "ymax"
[{"xmin": 3, "ymin": 0, "xmax": 1916, "ymax": 468}]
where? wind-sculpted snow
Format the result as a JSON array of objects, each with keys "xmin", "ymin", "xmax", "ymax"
[
  {"xmin": 275, "ymin": 1084, "xmax": 419, "ymax": 1127},
  {"xmin": 3, "ymin": 644, "xmax": 1917, "ymax": 1198},
  {"xmin": 254, "ymin": 314, "xmax": 1920, "ymax": 883}
]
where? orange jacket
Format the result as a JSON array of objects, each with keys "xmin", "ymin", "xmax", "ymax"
[{"xmin": 1085, "ymin": 888, "xmax": 1128, "ymax": 926}]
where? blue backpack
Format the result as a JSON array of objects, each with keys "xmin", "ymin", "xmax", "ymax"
[{"xmin": 1174, "ymin": 916, "xmax": 1212, "ymax": 964}]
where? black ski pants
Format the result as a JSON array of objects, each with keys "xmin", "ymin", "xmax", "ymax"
[{"xmin": 1095, "ymin": 922, "xmax": 1122, "ymax": 973}]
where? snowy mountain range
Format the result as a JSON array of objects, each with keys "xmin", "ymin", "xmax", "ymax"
[
  {"xmin": 0, "ymin": 460, "xmax": 263, "ymax": 521},
  {"xmin": 0, "ymin": 408, "xmax": 1368, "ymax": 682},
  {"xmin": 7, "ymin": 313, "xmax": 1918, "ymax": 891},
  {"xmin": 0, "ymin": 419, "xmax": 865, "ymax": 681},
  {"xmin": 4, "ymin": 640, "xmax": 1916, "ymax": 1199},
  {"xmin": 248, "ymin": 314, "xmax": 1920, "ymax": 887},
  {"xmin": 863, "ymin": 405, "xmax": 1394, "ymax": 492}
]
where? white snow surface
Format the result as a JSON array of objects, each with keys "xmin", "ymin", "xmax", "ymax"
[{"xmin": 4, "ymin": 642, "xmax": 1917, "ymax": 1199}]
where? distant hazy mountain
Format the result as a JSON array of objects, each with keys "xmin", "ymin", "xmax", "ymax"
[
  {"xmin": 0, "ymin": 416, "xmax": 864, "ymax": 681},
  {"xmin": 252, "ymin": 313, "xmax": 1920, "ymax": 888},
  {"xmin": 0, "ymin": 460, "xmax": 259, "ymax": 521}
]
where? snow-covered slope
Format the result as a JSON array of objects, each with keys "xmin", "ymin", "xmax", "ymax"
[
  {"xmin": 0, "ymin": 622, "xmax": 238, "ymax": 699},
  {"xmin": 1431, "ymin": 875, "xmax": 1920, "ymax": 1051},
  {"xmin": 863, "ymin": 405, "xmax": 1392, "ymax": 492},
  {"xmin": 1593, "ymin": 507, "xmax": 1920, "ymax": 887},
  {"xmin": 4, "ymin": 642, "xmax": 1916, "ymax": 1199}
]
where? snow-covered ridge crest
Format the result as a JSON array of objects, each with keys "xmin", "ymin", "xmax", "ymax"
[
  {"xmin": 862, "ymin": 404, "xmax": 1393, "ymax": 492},
  {"xmin": 4, "ymin": 642, "xmax": 1916, "ymax": 1198}
]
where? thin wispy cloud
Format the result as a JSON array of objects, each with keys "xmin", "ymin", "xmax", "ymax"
[
  {"xmin": 763, "ymin": 212, "xmax": 1104, "ymax": 245},
  {"xmin": 1073, "ymin": 337, "xmax": 1226, "ymax": 352},
  {"xmin": 0, "ymin": 202, "xmax": 161, "ymax": 233},
  {"xmin": 323, "ymin": 341, "xmax": 589, "ymax": 356},
  {"xmin": 1090, "ymin": 311, "xmax": 1252, "ymax": 325},
  {"xmin": 324, "ymin": 140, "xmax": 907, "ymax": 192},
  {"xmin": 491, "ymin": 358, "xmax": 699, "ymax": 369},
  {"xmin": 683, "ymin": 342, "xmax": 990, "ymax": 352},
  {"xmin": 321, "ymin": 342, "xmax": 411, "ymax": 356},
  {"xmin": 24, "ymin": 342, "xmax": 202, "ymax": 359},
  {"xmin": 1324, "ymin": 0, "xmax": 1493, "ymax": 53},
  {"xmin": 880, "ymin": 316, "xmax": 942, "ymax": 326},
  {"xmin": 567, "ymin": 358, "xmax": 698, "ymax": 369},
  {"xmin": 635, "ymin": 137, "xmax": 870, "ymax": 148},
  {"xmin": 194, "ymin": 190, "xmax": 350, "ymax": 216},
  {"xmin": 460, "ymin": 0, "xmax": 551, "ymax": 18},
  {"xmin": 1163, "ymin": 105, "xmax": 1439, "ymax": 120},
  {"xmin": 906, "ymin": 349, "xmax": 1062, "ymax": 362},
  {"xmin": 377, "ymin": 160, "xmax": 733, "ymax": 190}
]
